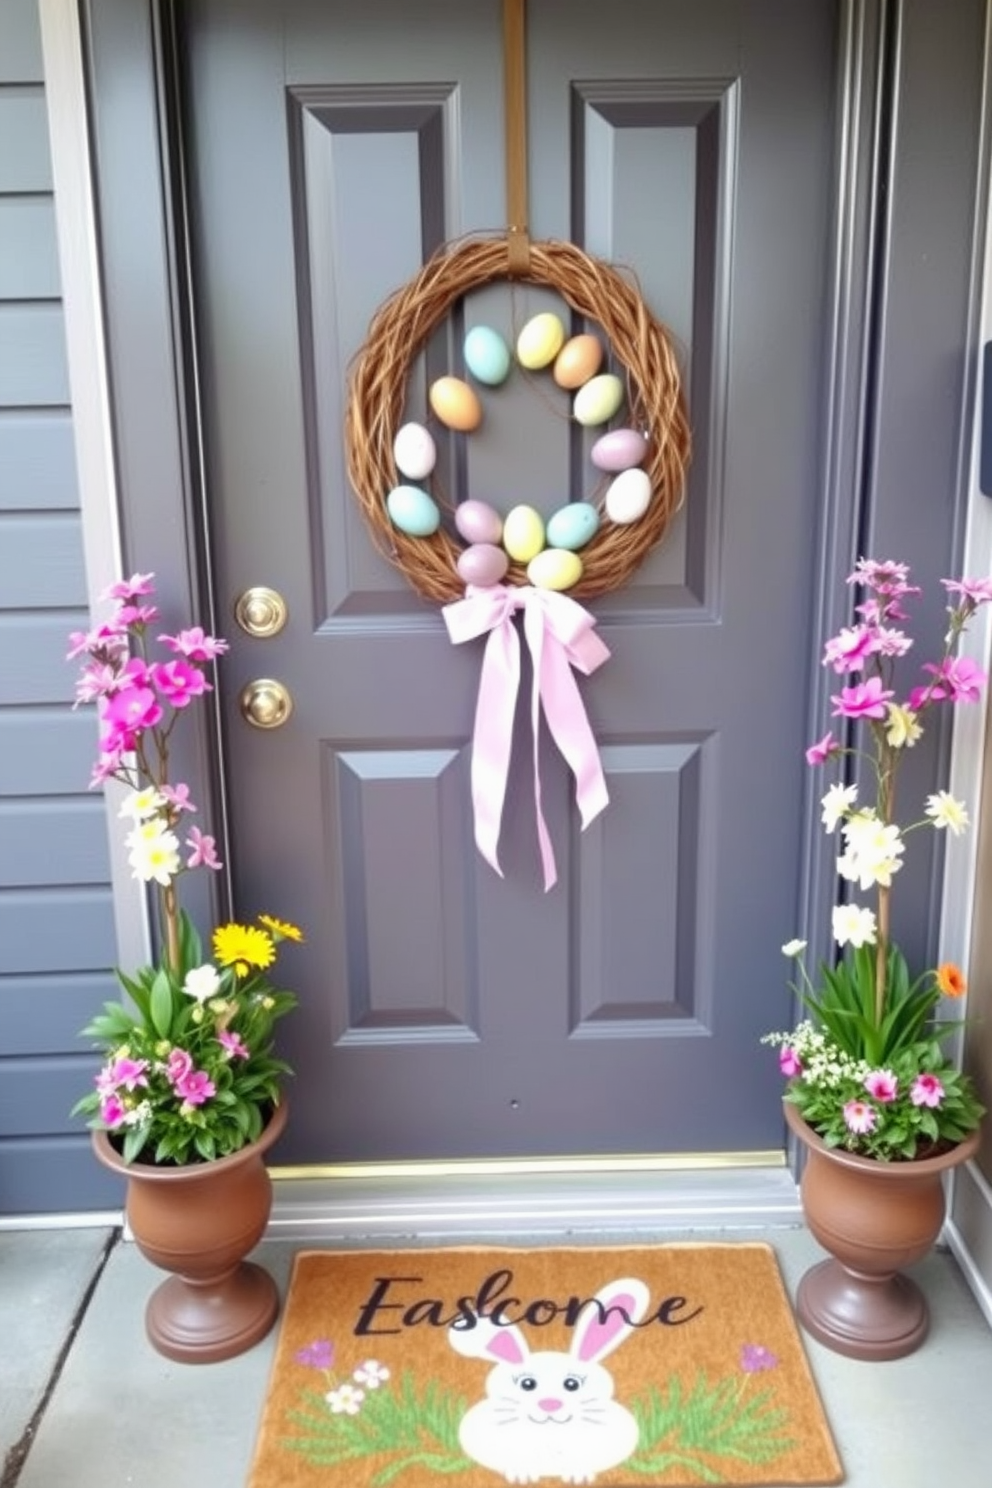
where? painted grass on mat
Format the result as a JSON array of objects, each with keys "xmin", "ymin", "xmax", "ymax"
[{"xmin": 247, "ymin": 1242, "xmax": 844, "ymax": 1488}]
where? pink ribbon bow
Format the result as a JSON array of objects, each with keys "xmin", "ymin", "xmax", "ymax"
[{"xmin": 442, "ymin": 583, "xmax": 611, "ymax": 891}]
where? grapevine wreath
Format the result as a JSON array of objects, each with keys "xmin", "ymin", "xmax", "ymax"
[{"xmin": 345, "ymin": 235, "xmax": 691, "ymax": 604}]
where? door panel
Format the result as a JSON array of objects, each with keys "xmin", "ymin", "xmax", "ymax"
[{"xmin": 180, "ymin": 0, "xmax": 838, "ymax": 1161}]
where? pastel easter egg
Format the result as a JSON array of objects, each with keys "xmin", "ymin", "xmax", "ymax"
[
  {"xmin": 516, "ymin": 312, "xmax": 566, "ymax": 370},
  {"xmin": 590, "ymin": 427, "xmax": 649, "ymax": 473},
  {"xmin": 464, "ymin": 325, "xmax": 511, "ymax": 386},
  {"xmin": 429, "ymin": 376, "xmax": 483, "ymax": 431},
  {"xmin": 393, "ymin": 421, "xmax": 437, "ymax": 481},
  {"xmin": 386, "ymin": 484, "xmax": 441, "ymax": 537},
  {"xmin": 502, "ymin": 504, "xmax": 546, "ymax": 563},
  {"xmin": 553, "ymin": 334, "xmax": 604, "ymax": 389},
  {"xmin": 546, "ymin": 501, "xmax": 600, "ymax": 551},
  {"xmin": 455, "ymin": 498, "xmax": 503, "ymax": 546},
  {"xmin": 457, "ymin": 543, "xmax": 509, "ymax": 587},
  {"xmin": 528, "ymin": 548, "xmax": 584, "ymax": 591},
  {"xmin": 605, "ymin": 467, "xmax": 652, "ymax": 524},
  {"xmin": 573, "ymin": 373, "xmax": 625, "ymax": 426}
]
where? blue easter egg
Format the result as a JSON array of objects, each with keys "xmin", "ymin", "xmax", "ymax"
[
  {"xmin": 464, "ymin": 325, "xmax": 512, "ymax": 386},
  {"xmin": 386, "ymin": 484, "xmax": 441, "ymax": 537},
  {"xmin": 546, "ymin": 502, "xmax": 600, "ymax": 552}
]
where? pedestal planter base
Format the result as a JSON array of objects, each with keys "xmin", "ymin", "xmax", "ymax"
[
  {"xmin": 784, "ymin": 1098, "xmax": 978, "ymax": 1361},
  {"xmin": 93, "ymin": 1100, "xmax": 288, "ymax": 1364}
]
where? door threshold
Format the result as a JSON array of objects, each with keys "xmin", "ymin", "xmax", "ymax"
[{"xmin": 267, "ymin": 1160, "xmax": 802, "ymax": 1241}]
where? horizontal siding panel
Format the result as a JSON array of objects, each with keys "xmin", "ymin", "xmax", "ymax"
[
  {"xmin": 0, "ymin": 797, "xmax": 112, "ymax": 887},
  {"xmin": 0, "ymin": 512, "xmax": 86, "ymax": 606},
  {"xmin": 0, "ymin": 885, "xmax": 116, "ymax": 973},
  {"xmin": 0, "ymin": 1053, "xmax": 94, "ymax": 1137},
  {"xmin": 0, "ymin": 303, "xmax": 69, "ymax": 405},
  {"xmin": 1, "ymin": 970, "xmax": 119, "ymax": 1055},
  {"xmin": 0, "ymin": 90, "xmax": 51, "ymax": 191},
  {"xmin": 0, "ymin": 706, "xmax": 99, "ymax": 793},
  {"xmin": 0, "ymin": 1133, "xmax": 124, "ymax": 1215},
  {"xmin": 0, "ymin": 196, "xmax": 60, "ymax": 299},
  {"xmin": 0, "ymin": 411, "xmax": 79, "ymax": 510},
  {"xmin": 0, "ymin": 0, "xmax": 44, "ymax": 84},
  {"xmin": 0, "ymin": 611, "xmax": 85, "ymax": 703}
]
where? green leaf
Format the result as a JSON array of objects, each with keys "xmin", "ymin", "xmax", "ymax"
[{"xmin": 149, "ymin": 968, "xmax": 176, "ymax": 1040}]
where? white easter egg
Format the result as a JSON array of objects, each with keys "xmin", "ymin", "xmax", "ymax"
[
  {"xmin": 393, "ymin": 422, "xmax": 437, "ymax": 481},
  {"xmin": 605, "ymin": 467, "xmax": 652, "ymax": 525}
]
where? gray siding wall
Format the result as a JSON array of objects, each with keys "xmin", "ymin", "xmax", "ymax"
[{"xmin": 0, "ymin": 0, "xmax": 119, "ymax": 1214}]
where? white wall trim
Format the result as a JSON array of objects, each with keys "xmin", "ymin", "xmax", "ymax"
[{"xmin": 38, "ymin": 0, "xmax": 150, "ymax": 970}]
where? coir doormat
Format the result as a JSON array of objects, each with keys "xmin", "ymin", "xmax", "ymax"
[{"xmin": 248, "ymin": 1244, "xmax": 843, "ymax": 1487}]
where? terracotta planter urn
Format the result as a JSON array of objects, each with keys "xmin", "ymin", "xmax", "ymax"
[
  {"xmin": 784, "ymin": 1098, "xmax": 979, "ymax": 1360},
  {"xmin": 93, "ymin": 1099, "xmax": 288, "ymax": 1364}
]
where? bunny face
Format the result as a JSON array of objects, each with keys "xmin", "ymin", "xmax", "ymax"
[{"xmin": 448, "ymin": 1276, "xmax": 650, "ymax": 1483}]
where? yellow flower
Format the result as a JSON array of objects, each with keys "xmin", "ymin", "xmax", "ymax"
[
  {"xmin": 936, "ymin": 962, "xmax": 967, "ymax": 999},
  {"xmin": 258, "ymin": 914, "xmax": 304, "ymax": 943},
  {"xmin": 213, "ymin": 922, "xmax": 275, "ymax": 977},
  {"xmin": 885, "ymin": 703, "xmax": 922, "ymax": 749}
]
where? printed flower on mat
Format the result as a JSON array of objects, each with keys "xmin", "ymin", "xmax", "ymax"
[
  {"xmin": 353, "ymin": 1360, "xmax": 390, "ymax": 1389},
  {"xmin": 740, "ymin": 1343, "xmax": 778, "ymax": 1373},
  {"xmin": 326, "ymin": 1384, "xmax": 365, "ymax": 1415},
  {"xmin": 295, "ymin": 1339, "xmax": 335, "ymax": 1370}
]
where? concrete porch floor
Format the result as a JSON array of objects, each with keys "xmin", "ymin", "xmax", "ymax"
[{"xmin": 2, "ymin": 1223, "xmax": 991, "ymax": 1488}]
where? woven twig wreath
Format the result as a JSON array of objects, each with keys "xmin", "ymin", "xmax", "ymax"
[{"xmin": 345, "ymin": 236, "xmax": 691, "ymax": 603}]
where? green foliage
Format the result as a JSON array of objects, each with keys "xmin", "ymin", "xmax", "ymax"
[
  {"xmin": 799, "ymin": 943, "xmax": 953, "ymax": 1066},
  {"xmin": 626, "ymin": 1372, "xmax": 794, "ymax": 1480}
]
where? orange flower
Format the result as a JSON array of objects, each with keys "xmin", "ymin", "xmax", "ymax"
[{"xmin": 936, "ymin": 962, "xmax": 967, "ymax": 998}]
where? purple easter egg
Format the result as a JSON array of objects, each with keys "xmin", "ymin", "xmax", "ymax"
[
  {"xmin": 590, "ymin": 428, "xmax": 649, "ymax": 473},
  {"xmin": 456, "ymin": 543, "xmax": 509, "ymax": 587},
  {"xmin": 455, "ymin": 499, "xmax": 503, "ymax": 545}
]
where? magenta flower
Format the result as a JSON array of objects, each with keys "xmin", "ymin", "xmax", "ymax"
[
  {"xmin": 159, "ymin": 626, "xmax": 230, "ymax": 661},
  {"xmin": 830, "ymin": 677, "xmax": 894, "ymax": 719},
  {"xmin": 911, "ymin": 1073, "xmax": 946, "ymax": 1108},
  {"xmin": 151, "ymin": 659, "xmax": 210, "ymax": 709},
  {"xmin": 186, "ymin": 826, "xmax": 223, "ymax": 870},
  {"xmin": 864, "ymin": 1070, "xmax": 898, "ymax": 1103},
  {"xmin": 740, "ymin": 1343, "xmax": 778, "ymax": 1373},
  {"xmin": 218, "ymin": 1029, "xmax": 250, "ymax": 1060},
  {"xmin": 805, "ymin": 731, "xmax": 839, "ymax": 766},
  {"xmin": 98, "ymin": 1094, "xmax": 128, "ymax": 1127},
  {"xmin": 115, "ymin": 604, "xmax": 160, "ymax": 627},
  {"xmin": 822, "ymin": 626, "xmax": 875, "ymax": 673},
  {"xmin": 779, "ymin": 1047, "xmax": 803, "ymax": 1078},
  {"xmin": 174, "ymin": 1069, "xmax": 216, "ymax": 1106},
  {"xmin": 296, "ymin": 1339, "xmax": 335, "ymax": 1369},
  {"xmin": 103, "ymin": 1056, "xmax": 150, "ymax": 1092},
  {"xmin": 843, "ymin": 1100, "xmax": 877, "ymax": 1135},
  {"xmin": 917, "ymin": 655, "xmax": 987, "ymax": 705},
  {"xmin": 101, "ymin": 685, "xmax": 163, "ymax": 741},
  {"xmin": 101, "ymin": 572, "xmax": 156, "ymax": 602},
  {"xmin": 165, "ymin": 1048, "xmax": 194, "ymax": 1085}
]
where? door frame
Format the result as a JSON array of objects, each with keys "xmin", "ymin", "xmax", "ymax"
[{"xmin": 39, "ymin": 0, "xmax": 992, "ymax": 1240}]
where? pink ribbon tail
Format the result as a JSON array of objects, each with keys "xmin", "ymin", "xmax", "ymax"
[{"xmin": 442, "ymin": 583, "xmax": 611, "ymax": 891}]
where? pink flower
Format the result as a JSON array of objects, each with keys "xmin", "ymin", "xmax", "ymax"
[
  {"xmin": 159, "ymin": 627, "xmax": 230, "ymax": 662},
  {"xmin": 917, "ymin": 656, "xmax": 987, "ymax": 705},
  {"xmin": 174, "ymin": 1069, "xmax": 216, "ymax": 1106},
  {"xmin": 218, "ymin": 1029, "xmax": 249, "ymax": 1060},
  {"xmin": 65, "ymin": 622, "xmax": 129, "ymax": 661},
  {"xmin": 100, "ymin": 685, "xmax": 163, "ymax": 742},
  {"xmin": 74, "ymin": 663, "xmax": 120, "ymax": 706},
  {"xmin": 89, "ymin": 752, "xmax": 124, "ymax": 788},
  {"xmin": 822, "ymin": 626, "xmax": 875, "ymax": 673},
  {"xmin": 165, "ymin": 1048, "xmax": 194, "ymax": 1085},
  {"xmin": 151, "ymin": 659, "xmax": 210, "ymax": 709},
  {"xmin": 830, "ymin": 677, "xmax": 894, "ymax": 719},
  {"xmin": 942, "ymin": 577, "xmax": 992, "ymax": 606},
  {"xmin": 805, "ymin": 731, "xmax": 839, "ymax": 766},
  {"xmin": 162, "ymin": 783, "xmax": 197, "ymax": 813},
  {"xmin": 101, "ymin": 572, "xmax": 156, "ymax": 602},
  {"xmin": 98, "ymin": 1094, "xmax": 128, "ymax": 1127},
  {"xmin": 186, "ymin": 826, "xmax": 222, "ymax": 870},
  {"xmin": 843, "ymin": 1100, "xmax": 877, "ymax": 1135},
  {"xmin": 115, "ymin": 603, "xmax": 160, "ymax": 627},
  {"xmin": 911, "ymin": 1073, "xmax": 945, "ymax": 1108},
  {"xmin": 779, "ymin": 1047, "xmax": 803, "ymax": 1078},
  {"xmin": 101, "ymin": 1056, "xmax": 149, "ymax": 1092},
  {"xmin": 864, "ymin": 1070, "xmax": 898, "ymax": 1103}
]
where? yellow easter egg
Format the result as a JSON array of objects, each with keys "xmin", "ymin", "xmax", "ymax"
[
  {"xmin": 516, "ymin": 313, "xmax": 566, "ymax": 371},
  {"xmin": 527, "ymin": 548, "xmax": 584, "ymax": 591},
  {"xmin": 502, "ymin": 504, "xmax": 546, "ymax": 563},
  {"xmin": 429, "ymin": 376, "xmax": 483, "ymax": 431},
  {"xmin": 553, "ymin": 334, "xmax": 604, "ymax": 389},
  {"xmin": 573, "ymin": 373, "xmax": 625, "ymax": 427}
]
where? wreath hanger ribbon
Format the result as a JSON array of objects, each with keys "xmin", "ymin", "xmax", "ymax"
[{"xmin": 442, "ymin": 584, "xmax": 610, "ymax": 891}]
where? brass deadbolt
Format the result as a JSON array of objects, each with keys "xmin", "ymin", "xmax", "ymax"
[
  {"xmin": 239, "ymin": 678, "xmax": 293, "ymax": 730},
  {"xmin": 234, "ymin": 586, "xmax": 288, "ymax": 638}
]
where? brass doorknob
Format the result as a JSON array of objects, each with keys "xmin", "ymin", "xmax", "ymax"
[
  {"xmin": 234, "ymin": 586, "xmax": 288, "ymax": 638},
  {"xmin": 239, "ymin": 678, "xmax": 293, "ymax": 729}
]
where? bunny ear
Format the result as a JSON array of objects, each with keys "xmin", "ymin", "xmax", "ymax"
[
  {"xmin": 449, "ymin": 1313, "xmax": 530, "ymax": 1366},
  {"xmin": 571, "ymin": 1277, "xmax": 651, "ymax": 1364}
]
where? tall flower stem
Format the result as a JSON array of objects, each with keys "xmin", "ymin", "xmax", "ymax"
[{"xmin": 162, "ymin": 882, "xmax": 180, "ymax": 976}]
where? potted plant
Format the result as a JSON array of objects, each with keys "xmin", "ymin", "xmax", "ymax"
[
  {"xmin": 67, "ymin": 572, "xmax": 302, "ymax": 1363},
  {"xmin": 765, "ymin": 558, "xmax": 988, "ymax": 1360}
]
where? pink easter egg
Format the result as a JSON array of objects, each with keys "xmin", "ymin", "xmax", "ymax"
[
  {"xmin": 456, "ymin": 543, "xmax": 509, "ymax": 587},
  {"xmin": 590, "ymin": 428, "xmax": 649, "ymax": 472},
  {"xmin": 455, "ymin": 499, "xmax": 503, "ymax": 545}
]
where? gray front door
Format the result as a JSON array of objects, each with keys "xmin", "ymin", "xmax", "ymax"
[{"xmin": 179, "ymin": 0, "xmax": 843, "ymax": 1164}]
